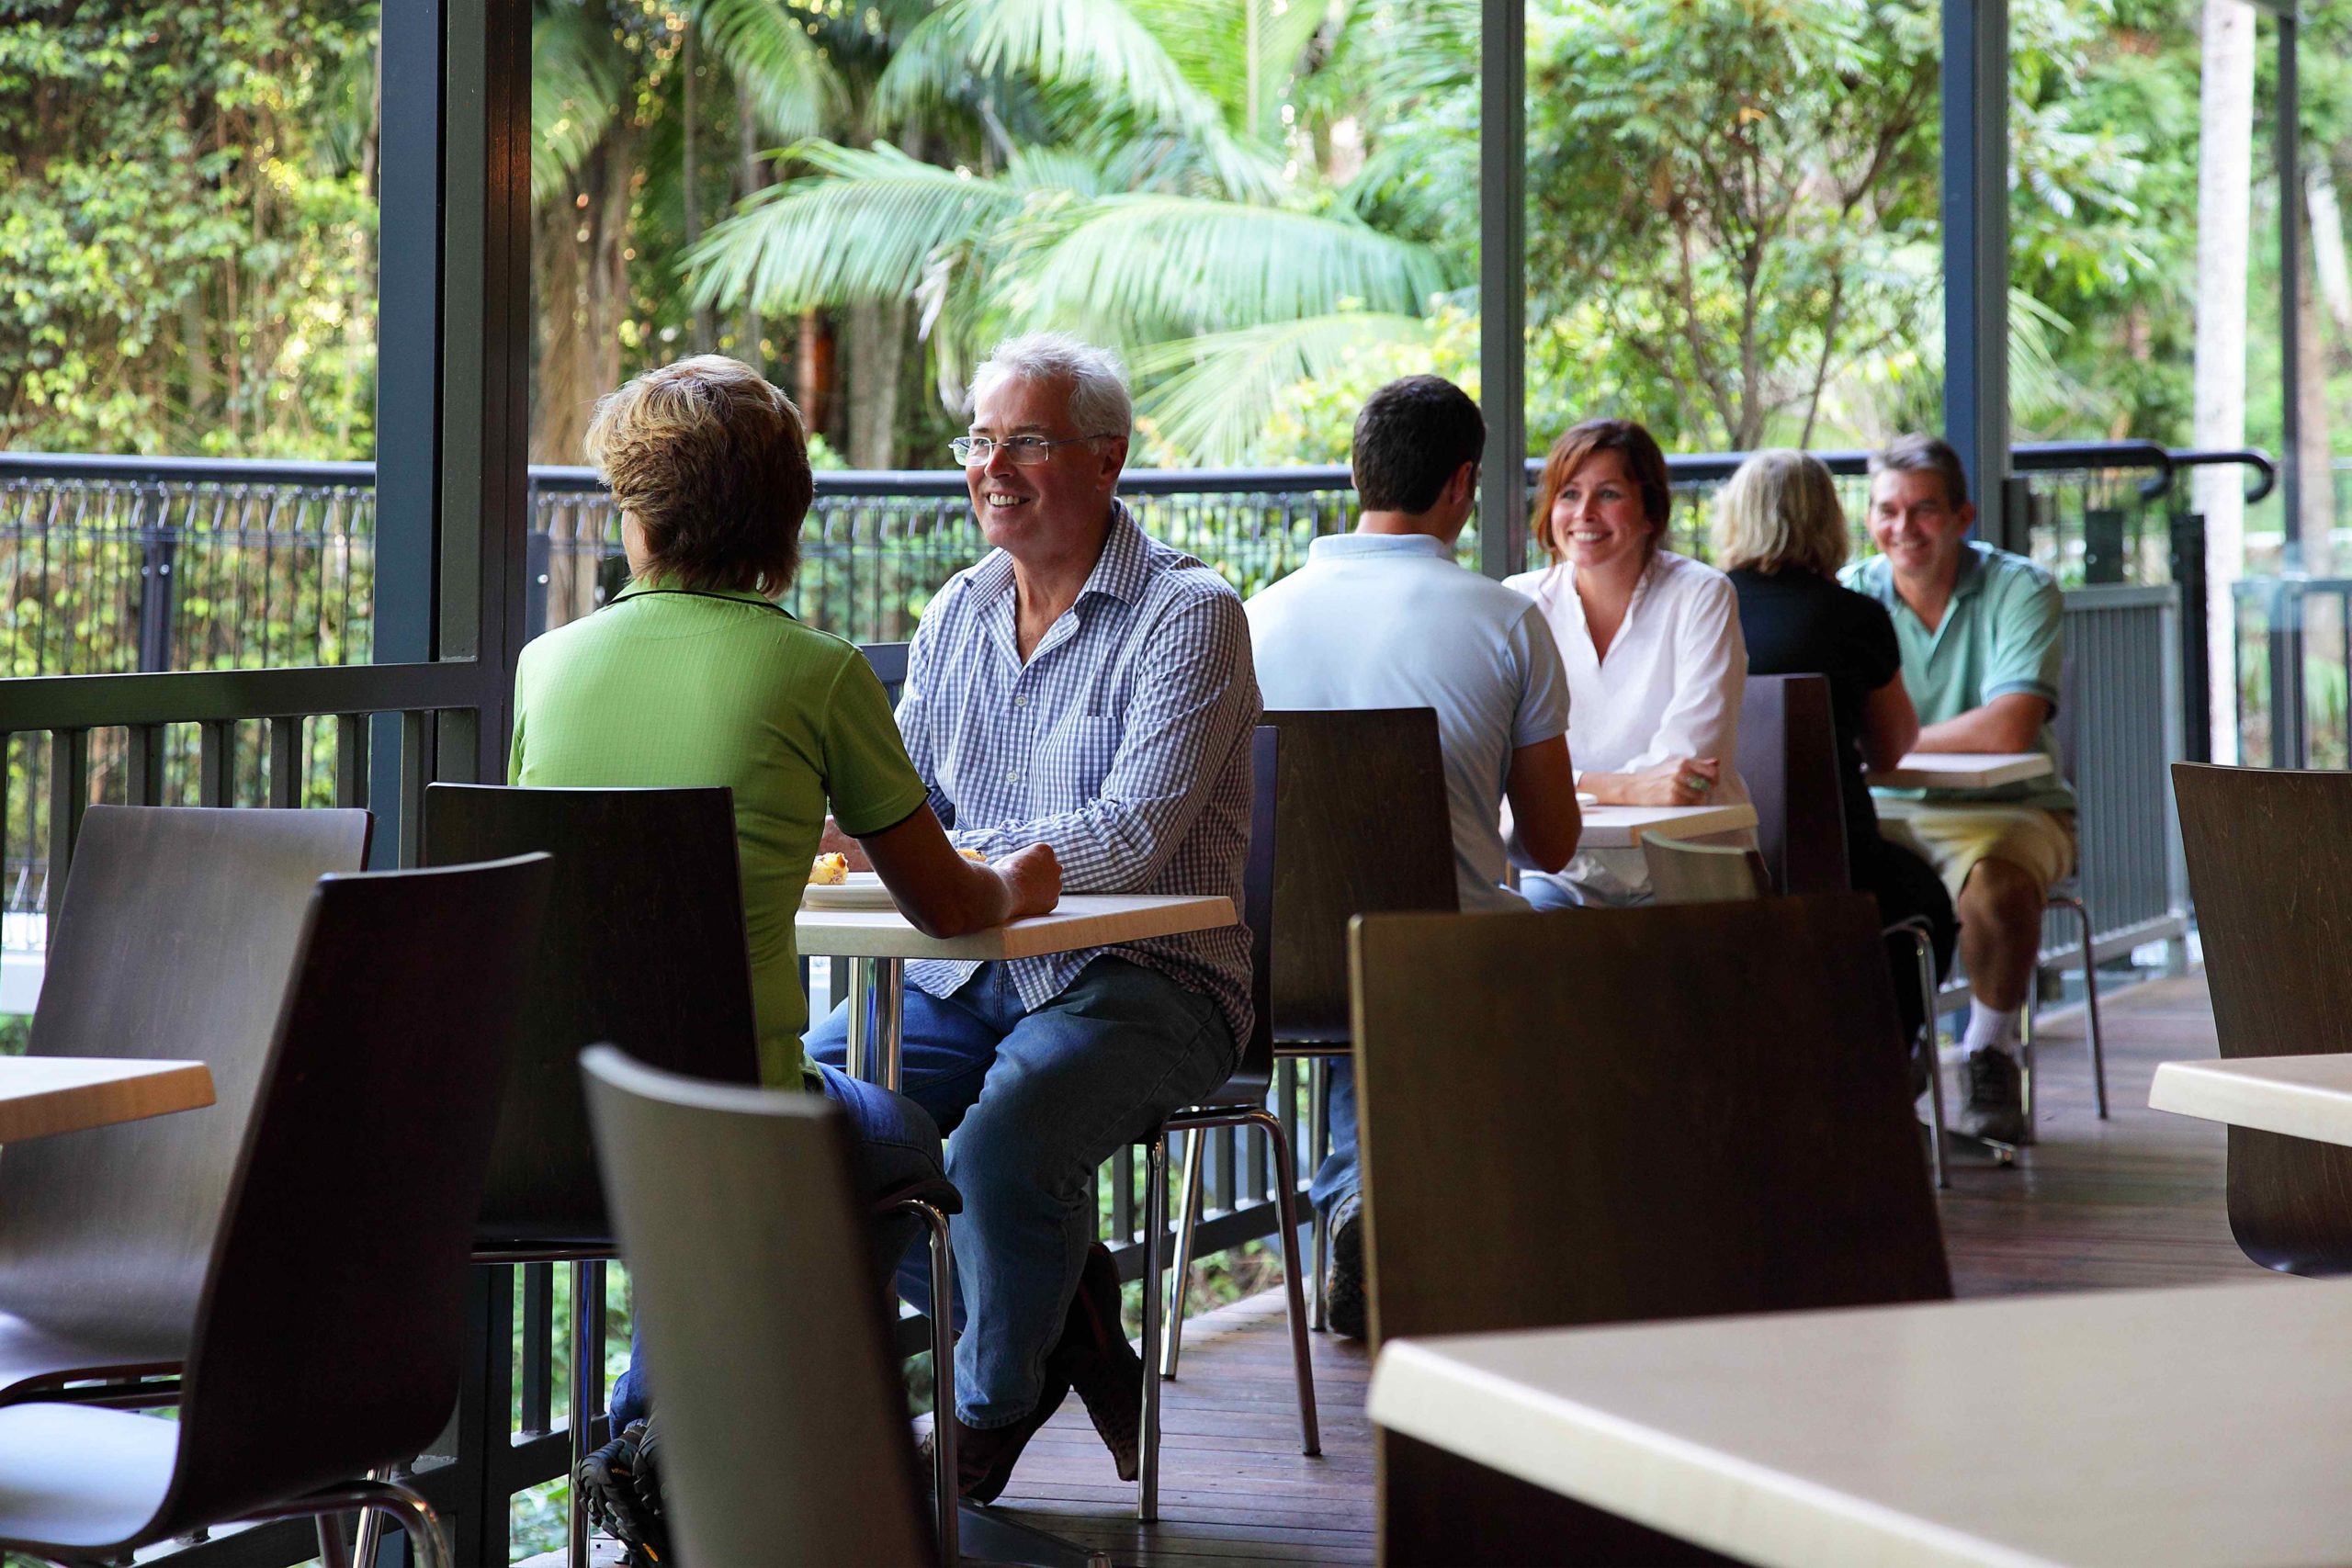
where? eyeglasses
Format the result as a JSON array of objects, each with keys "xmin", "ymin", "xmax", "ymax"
[{"xmin": 949, "ymin": 434, "xmax": 1113, "ymax": 467}]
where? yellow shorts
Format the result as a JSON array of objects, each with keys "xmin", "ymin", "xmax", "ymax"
[{"xmin": 1875, "ymin": 804, "xmax": 2077, "ymax": 906}]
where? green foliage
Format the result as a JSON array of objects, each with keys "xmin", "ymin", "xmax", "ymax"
[{"xmin": 0, "ymin": 1, "xmax": 379, "ymax": 458}]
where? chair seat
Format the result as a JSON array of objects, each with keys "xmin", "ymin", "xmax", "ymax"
[
  {"xmin": 0, "ymin": 1311, "xmax": 180, "ymax": 1404},
  {"xmin": 874, "ymin": 1176, "xmax": 964, "ymax": 1217},
  {"xmin": 473, "ymin": 1232, "xmax": 618, "ymax": 1263},
  {"xmin": 0, "ymin": 1400, "xmax": 175, "ymax": 1553},
  {"xmin": 1183, "ymin": 1064, "xmax": 1273, "ymax": 1113}
]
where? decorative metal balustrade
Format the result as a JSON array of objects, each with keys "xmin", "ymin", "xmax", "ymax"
[{"xmin": 0, "ymin": 440, "xmax": 2265, "ymax": 1562}]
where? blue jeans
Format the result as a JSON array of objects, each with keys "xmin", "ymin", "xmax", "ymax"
[
  {"xmin": 608, "ymin": 1061, "xmax": 943, "ymax": 1429},
  {"xmin": 808, "ymin": 956, "xmax": 1237, "ymax": 1429},
  {"xmin": 1307, "ymin": 1057, "xmax": 1361, "ymax": 1222}
]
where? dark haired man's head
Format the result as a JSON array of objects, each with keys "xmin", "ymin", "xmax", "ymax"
[{"xmin": 1351, "ymin": 376, "xmax": 1485, "ymax": 517}]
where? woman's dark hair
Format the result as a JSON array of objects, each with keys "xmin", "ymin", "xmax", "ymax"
[
  {"xmin": 584, "ymin": 355, "xmax": 813, "ymax": 593},
  {"xmin": 1351, "ymin": 375, "xmax": 1486, "ymax": 513},
  {"xmin": 1529, "ymin": 418, "xmax": 1672, "ymax": 563}
]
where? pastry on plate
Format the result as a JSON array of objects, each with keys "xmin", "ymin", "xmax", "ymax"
[{"xmin": 808, "ymin": 852, "xmax": 849, "ymax": 886}]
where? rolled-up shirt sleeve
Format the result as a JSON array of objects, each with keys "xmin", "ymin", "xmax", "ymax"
[
  {"xmin": 1622, "ymin": 570, "xmax": 1747, "ymax": 772},
  {"xmin": 947, "ymin": 592, "xmax": 1261, "ymax": 892}
]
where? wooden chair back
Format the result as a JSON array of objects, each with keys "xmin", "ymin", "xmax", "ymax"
[
  {"xmin": 423, "ymin": 784, "xmax": 761, "ymax": 1248},
  {"xmin": 581, "ymin": 1046, "xmax": 935, "ymax": 1568},
  {"xmin": 2172, "ymin": 761, "xmax": 2352, "ymax": 1273},
  {"xmin": 1640, "ymin": 834, "xmax": 1773, "ymax": 905},
  {"xmin": 1351, "ymin": 895, "xmax": 1951, "ymax": 1348},
  {"xmin": 0, "ymin": 805, "xmax": 371, "ymax": 1349},
  {"xmin": 1263, "ymin": 709, "xmax": 1456, "ymax": 1046},
  {"xmin": 154, "ymin": 853, "xmax": 550, "ymax": 1536},
  {"xmin": 1736, "ymin": 673, "xmax": 1849, "ymax": 896}
]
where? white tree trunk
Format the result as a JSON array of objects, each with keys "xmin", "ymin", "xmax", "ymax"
[{"xmin": 2195, "ymin": 0, "xmax": 2256, "ymax": 762}]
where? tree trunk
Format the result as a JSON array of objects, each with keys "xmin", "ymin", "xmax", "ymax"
[
  {"xmin": 2296, "ymin": 198, "xmax": 2334, "ymax": 577},
  {"xmin": 736, "ymin": 103, "xmax": 763, "ymax": 372},
  {"xmin": 797, "ymin": 310, "xmax": 832, "ymax": 436},
  {"xmin": 683, "ymin": 28, "xmax": 712, "ymax": 355},
  {"xmin": 844, "ymin": 297, "xmax": 908, "ymax": 468},
  {"xmin": 2193, "ymin": 0, "xmax": 2256, "ymax": 761}
]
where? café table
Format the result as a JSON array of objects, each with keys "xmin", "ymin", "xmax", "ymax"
[
  {"xmin": 797, "ymin": 889, "xmax": 1238, "ymax": 1090},
  {"xmin": 797, "ymin": 886, "xmax": 1231, "ymax": 1568},
  {"xmin": 1368, "ymin": 1277, "xmax": 2352, "ymax": 1568},
  {"xmin": 2150, "ymin": 1053, "xmax": 2352, "ymax": 1146},
  {"xmin": 1574, "ymin": 800, "xmax": 1758, "ymax": 850},
  {"xmin": 0, "ymin": 1056, "xmax": 214, "ymax": 1144},
  {"xmin": 1869, "ymin": 750, "xmax": 2054, "ymax": 790}
]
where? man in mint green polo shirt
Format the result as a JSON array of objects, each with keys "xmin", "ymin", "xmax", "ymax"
[{"xmin": 1842, "ymin": 434, "xmax": 2076, "ymax": 1147}]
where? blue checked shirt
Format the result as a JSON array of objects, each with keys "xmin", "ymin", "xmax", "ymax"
[{"xmin": 896, "ymin": 502, "xmax": 1261, "ymax": 1051}]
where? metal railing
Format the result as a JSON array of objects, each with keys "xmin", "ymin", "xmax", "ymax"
[{"xmin": 0, "ymin": 438, "xmax": 2267, "ymax": 1564}]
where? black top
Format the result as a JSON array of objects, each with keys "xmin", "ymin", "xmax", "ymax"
[{"xmin": 1728, "ymin": 567, "xmax": 1902, "ymax": 875}]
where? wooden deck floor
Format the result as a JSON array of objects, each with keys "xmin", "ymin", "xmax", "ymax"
[{"xmin": 983, "ymin": 972, "xmax": 2267, "ymax": 1567}]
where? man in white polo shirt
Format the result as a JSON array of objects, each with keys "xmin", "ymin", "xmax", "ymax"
[{"xmin": 1244, "ymin": 373, "xmax": 1582, "ymax": 1336}]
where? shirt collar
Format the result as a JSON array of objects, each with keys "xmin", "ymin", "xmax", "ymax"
[
  {"xmin": 1308, "ymin": 532, "xmax": 1453, "ymax": 562},
  {"xmin": 966, "ymin": 499, "xmax": 1148, "ymax": 608}
]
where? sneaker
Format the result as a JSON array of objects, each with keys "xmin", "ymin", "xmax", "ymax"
[
  {"xmin": 577, "ymin": 1416, "xmax": 669, "ymax": 1567},
  {"xmin": 1325, "ymin": 1192, "xmax": 1367, "ymax": 1340},
  {"xmin": 1048, "ymin": 1240, "xmax": 1143, "ymax": 1481},
  {"xmin": 1958, "ymin": 1045, "xmax": 2026, "ymax": 1145}
]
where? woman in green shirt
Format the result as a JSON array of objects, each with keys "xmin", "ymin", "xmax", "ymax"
[{"xmin": 512, "ymin": 355, "xmax": 1059, "ymax": 1560}]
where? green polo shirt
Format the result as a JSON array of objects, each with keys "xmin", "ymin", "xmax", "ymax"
[
  {"xmin": 509, "ymin": 585, "xmax": 932, "ymax": 1088},
  {"xmin": 1840, "ymin": 541, "xmax": 2076, "ymax": 813}
]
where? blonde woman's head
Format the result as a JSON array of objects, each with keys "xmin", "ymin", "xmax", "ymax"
[
  {"xmin": 585, "ymin": 355, "xmax": 812, "ymax": 593},
  {"xmin": 1711, "ymin": 448, "xmax": 1848, "ymax": 578}
]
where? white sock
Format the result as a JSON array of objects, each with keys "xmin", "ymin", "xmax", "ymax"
[{"xmin": 1962, "ymin": 1003, "xmax": 2020, "ymax": 1057}]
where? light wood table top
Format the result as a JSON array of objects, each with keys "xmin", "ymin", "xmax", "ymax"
[
  {"xmin": 0, "ymin": 1056, "xmax": 216, "ymax": 1144},
  {"xmin": 2150, "ymin": 1053, "xmax": 2352, "ymax": 1147},
  {"xmin": 1577, "ymin": 801, "xmax": 1759, "ymax": 851},
  {"xmin": 1370, "ymin": 1279, "xmax": 2352, "ymax": 1568},
  {"xmin": 1871, "ymin": 751, "xmax": 2054, "ymax": 790},
  {"xmin": 797, "ymin": 893, "xmax": 1237, "ymax": 962}
]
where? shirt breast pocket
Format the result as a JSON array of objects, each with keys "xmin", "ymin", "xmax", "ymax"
[{"xmin": 1032, "ymin": 716, "xmax": 1121, "ymax": 814}]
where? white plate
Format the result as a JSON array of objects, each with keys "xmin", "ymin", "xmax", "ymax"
[
  {"xmin": 800, "ymin": 872, "xmax": 899, "ymax": 911},
  {"xmin": 1577, "ymin": 792, "xmax": 1600, "ymax": 807}
]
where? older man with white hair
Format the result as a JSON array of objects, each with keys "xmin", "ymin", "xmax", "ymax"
[{"xmin": 809, "ymin": 333, "xmax": 1260, "ymax": 1499}]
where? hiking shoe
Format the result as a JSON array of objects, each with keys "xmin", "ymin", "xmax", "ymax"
[
  {"xmin": 1958, "ymin": 1045, "xmax": 2026, "ymax": 1145},
  {"xmin": 1326, "ymin": 1192, "xmax": 1367, "ymax": 1340},
  {"xmin": 1048, "ymin": 1240, "xmax": 1143, "ymax": 1481},
  {"xmin": 577, "ymin": 1416, "xmax": 669, "ymax": 1567}
]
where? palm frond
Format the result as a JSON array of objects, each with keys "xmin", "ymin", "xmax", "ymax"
[
  {"xmin": 532, "ymin": 6, "xmax": 622, "ymax": 208},
  {"xmin": 694, "ymin": 0, "xmax": 844, "ymax": 142},
  {"xmin": 1133, "ymin": 310, "xmax": 1432, "ymax": 462},
  {"xmin": 686, "ymin": 141, "xmax": 1033, "ymax": 313},
  {"xmin": 876, "ymin": 0, "xmax": 1221, "ymax": 137},
  {"xmin": 1013, "ymin": 195, "xmax": 1453, "ymax": 338}
]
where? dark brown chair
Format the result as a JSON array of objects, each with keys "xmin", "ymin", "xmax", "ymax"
[
  {"xmin": 0, "ymin": 804, "xmax": 371, "ymax": 1404},
  {"xmin": 1350, "ymin": 896, "xmax": 1951, "ymax": 1564},
  {"xmin": 1136, "ymin": 726, "xmax": 1317, "ymax": 1521},
  {"xmin": 1162, "ymin": 707, "xmax": 1456, "ymax": 1351},
  {"xmin": 0, "ymin": 852, "xmax": 551, "ymax": 1568},
  {"xmin": 2172, "ymin": 762, "xmax": 2352, "ymax": 1274},
  {"xmin": 581, "ymin": 1046, "xmax": 938, "ymax": 1568},
  {"xmin": 1737, "ymin": 673, "xmax": 1849, "ymax": 896},
  {"xmin": 421, "ymin": 783, "xmax": 764, "ymax": 1565}
]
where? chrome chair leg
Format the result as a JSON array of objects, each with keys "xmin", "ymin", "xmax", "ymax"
[
  {"xmin": 890, "ymin": 1196, "xmax": 958, "ymax": 1566},
  {"xmin": 1244, "ymin": 1106, "xmax": 1319, "ymax": 1456},
  {"xmin": 242, "ymin": 1478, "xmax": 452, "ymax": 1568},
  {"xmin": 2018, "ymin": 986, "xmax": 2038, "ymax": 1146},
  {"xmin": 568, "ymin": 1258, "xmax": 599, "ymax": 1568},
  {"xmin": 1161, "ymin": 1127, "xmax": 1206, "ymax": 1379},
  {"xmin": 1137, "ymin": 1133, "xmax": 1170, "ymax": 1523},
  {"xmin": 1894, "ymin": 923, "xmax": 1948, "ymax": 1190},
  {"xmin": 348, "ymin": 1466, "xmax": 390, "ymax": 1568},
  {"xmin": 2050, "ymin": 894, "xmax": 2108, "ymax": 1118},
  {"xmin": 1307, "ymin": 1057, "xmax": 1330, "ymax": 1331},
  {"xmin": 315, "ymin": 1516, "xmax": 354, "ymax": 1568}
]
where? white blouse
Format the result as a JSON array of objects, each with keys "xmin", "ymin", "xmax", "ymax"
[{"xmin": 1504, "ymin": 550, "xmax": 1750, "ymax": 901}]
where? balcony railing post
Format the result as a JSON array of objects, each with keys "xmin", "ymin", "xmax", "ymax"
[{"xmin": 2170, "ymin": 505, "xmax": 2211, "ymax": 763}]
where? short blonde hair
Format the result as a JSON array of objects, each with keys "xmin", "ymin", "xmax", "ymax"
[
  {"xmin": 584, "ymin": 355, "xmax": 812, "ymax": 593},
  {"xmin": 1711, "ymin": 449, "xmax": 1848, "ymax": 577}
]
